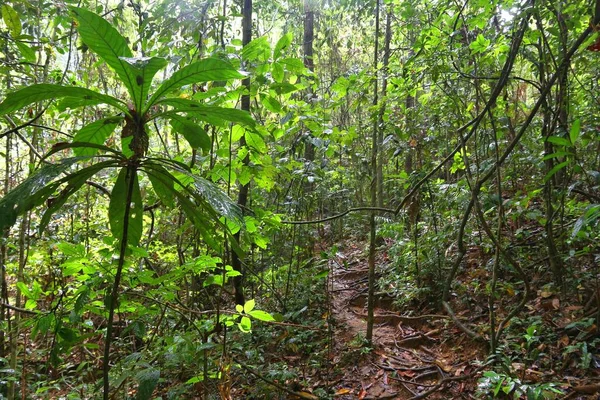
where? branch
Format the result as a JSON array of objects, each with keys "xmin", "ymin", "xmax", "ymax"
[
  {"xmin": 281, "ymin": 206, "xmax": 396, "ymax": 225},
  {"xmin": 1, "ymin": 302, "xmax": 38, "ymax": 315}
]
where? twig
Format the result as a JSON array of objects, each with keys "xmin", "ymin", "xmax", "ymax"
[{"xmin": 0, "ymin": 302, "xmax": 38, "ymax": 315}]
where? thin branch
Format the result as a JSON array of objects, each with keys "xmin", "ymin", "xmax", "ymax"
[{"xmin": 0, "ymin": 302, "xmax": 38, "ymax": 315}]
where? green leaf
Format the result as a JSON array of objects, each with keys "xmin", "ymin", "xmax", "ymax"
[
  {"xmin": 569, "ymin": 118, "xmax": 581, "ymax": 145},
  {"xmin": 243, "ymin": 299, "xmax": 255, "ymax": 313},
  {"xmin": 261, "ymin": 96, "xmax": 282, "ymax": 113},
  {"xmin": 46, "ymin": 141, "xmax": 123, "ymax": 158},
  {"xmin": 135, "ymin": 368, "xmax": 160, "ymax": 400},
  {"xmin": 469, "ymin": 34, "xmax": 490, "ymax": 54},
  {"xmin": 242, "ymin": 37, "xmax": 271, "ymax": 62},
  {"xmin": 108, "ymin": 168, "xmax": 143, "ymax": 246},
  {"xmin": 144, "ymin": 165, "xmax": 175, "ymax": 208},
  {"xmin": 168, "ymin": 115, "xmax": 211, "ymax": 151},
  {"xmin": 235, "ymin": 304, "xmax": 243, "ymax": 313},
  {"xmin": 0, "ymin": 84, "xmax": 127, "ymax": 115},
  {"xmin": 245, "ymin": 131, "xmax": 267, "ymax": 153},
  {"xmin": 272, "ymin": 62, "xmax": 284, "ymax": 83},
  {"xmin": 157, "ymin": 98, "xmax": 255, "ymax": 126},
  {"xmin": 15, "ymin": 42, "xmax": 36, "ymax": 63},
  {"xmin": 160, "ymin": 162, "xmax": 244, "ymax": 224},
  {"xmin": 72, "ymin": 117, "xmax": 124, "ymax": 156},
  {"xmin": 71, "ymin": 7, "xmax": 142, "ymax": 109},
  {"xmin": 238, "ymin": 316, "xmax": 252, "ymax": 332},
  {"xmin": 141, "ymin": 164, "xmax": 223, "ymax": 252},
  {"xmin": 16, "ymin": 282, "xmax": 33, "ymax": 299},
  {"xmin": 1, "ymin": 5, "xmax": 21, "ymax": 37},
  {"xmin": 542, "ymin": 151, "xmax": 573, "ymax": 161},
  {"xmin": 0, "ymin": 158, "xmax": 84, "ymax": 233},
  {"xmin": 274, "ymin": 32, "xmax": 293, "ymax": 60},
  {"xmin": 248, "ymin": 310, "xmax": 275, "ymax": 322},
  {"xmin": 543, "ymin": 161, "xmax": 570, "ymax": 183},
  {"xmin": 147, "ymin": 58, "xmax": 245, "ymax": 110},
  {"xmin": 279, "ymin": 58, "xmax": 305, "ymax": 74},
  {"xmin": 39, "ymin": 161, "xmax": 116, "ymax": 234},
  {"xmin": 56, "ymin": 96, "xmax": 110, "ymax": 111},
  {"xmin": 546, "ymin": 136, "xmax": 572, "ymax": 148},
  {"xmin": 58, "ymin": 327, "xmax": 79, "ymax": 343},
  {"xmin": 120, "ymin": 56, "xmax": 168, "ymax": 112}
]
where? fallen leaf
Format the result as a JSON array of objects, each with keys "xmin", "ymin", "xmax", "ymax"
[
  {"xmin": 295, "ymin": 391, "xmax": 319, "ymax": 400},
  {"xmin": 358, "ymin": 389, "xmax": 367, "ymax": 399},
  {"xmin": 552, "ymin": 298, "xmax": 560, "ymax": 310},
  {"xmin": 559, "ymin": 335, "xmax": 570, "ymax": 346},
  {"xmin": 383, "ymin": 371, "xmax": 389, "ymax": 385},
  {"xmin": 334, "ymin": 388, "xmax": 352, "ymax": 396},
  {"xmin": 435, "ymin": 359, "xmax": 452, "ymax": 373}
]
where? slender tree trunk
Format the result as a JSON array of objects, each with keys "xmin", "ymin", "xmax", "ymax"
[
  {"xmin": 103, "ymin": 166, "xmax": 137, "ymax": 400},
  {"xmin": 0, "ymin": 134, "xmax": 9, "ymax": 359},
  {"xmin": 303, "ymin": 0, "xmax": 315, "ymax": 162},
  {"xmin": 231, "ymin": 0, "xmax": 253, "ymax": 306},
  {"xmin": 376, "ymin": 9, "xmax": 391, "ymax": 208},
  {"xmin": 535, "ymin": 15, "xmax": 563, "ymax": 290},
  {"xmin": 366, "ymin": 0, "xmax": 381, "ymax": 345}
]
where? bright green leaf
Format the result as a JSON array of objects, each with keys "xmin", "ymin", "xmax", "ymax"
[
  {"xmin": 15, "ymin": 42, "xmax": 36, "ymax": 63},
  {"xmin": 72, "ymin": 117, "xmax": 123, "ymax": 156},
  {"xmin": 274, "ymin": 32, "xmax": 293, "ymax": 60},
  {"xmin": 569, "ymin": 118, "xmax": 581, "ymax": 145},
  {"xmin": 147, "ymin": 58, "xmax": 245, "ymax": 109},
  {"xmin": 1, "ymin": 5, "xmax": 21, "ymax": 37},
  {"xmin": 239, "ymin": 316, "xmax": 252, "ymax": 332},
  {"xmin": 121, "ymin": 56, "xmax": 168, "ymax": 111},
  {"xmin": 244, "ymin": 299, "xmax": 255, "ymax": 313},
  {"xmin": 272, "ymin": 62, "xmax": 284, "ymax": 83},
  {"xmin": 248, "ymin": 310, "xmax": 275, "ymax": 322},
  {"xmin": 547, "ymin": 136, "xmax": 572, "ymax": 148},
  {"xmin": 71, "ymin": 7, "xmax": 143, "ymax": 108}
]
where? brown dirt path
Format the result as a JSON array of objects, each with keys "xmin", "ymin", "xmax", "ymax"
[{"xmin": 326, "ymin": 240, "xmax": 485, "ymax": 400}]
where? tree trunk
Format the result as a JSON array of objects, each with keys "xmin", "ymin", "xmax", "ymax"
[
  {"xmin": 231, "ymin": 0, "xmax": 253, "ymax": 306},
  {"xmin": 366, "ymin": 0, "xmax": 381, "ymax": 345}
]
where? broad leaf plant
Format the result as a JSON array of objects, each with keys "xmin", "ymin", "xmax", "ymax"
[{"xmin": 0, "ymin": 7, "xmax": 253, "ymax": 398}]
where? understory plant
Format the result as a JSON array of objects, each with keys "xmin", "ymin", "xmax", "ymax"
[{"xmin": 0, "ymin": 7, "xmax": 258, "ymax": 399}]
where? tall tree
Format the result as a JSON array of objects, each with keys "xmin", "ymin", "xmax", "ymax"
[
  {"xmin": 366, "ymin": 0, "xmax": 381, "ymax": 345},
  {"xmin": 231, "ymin": 0, "xmax": 254, "ymax": 306}
]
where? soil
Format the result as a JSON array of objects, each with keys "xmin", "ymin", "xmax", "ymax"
[{"xmin": 325, "ymin": 239, "xmax": 487, "ymax": 400}]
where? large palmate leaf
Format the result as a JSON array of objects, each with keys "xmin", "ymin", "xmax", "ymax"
[
  {"xmin": 0, "ymin": 84, "xmax": 128, "ymax": 115},
  {"xmin": 156, "ymin": 98, "xmax": 255, "ymax": 126},
  {"xmin": 0, "ymin": 158, "xmax": 85, "ymax": 233},
  {"xmin": 145, "ymin": 58, "xmax": 246, "ymax": 111},
  {"xmin": 167, "ymin": 115, "xmax": 211, "ymax": 152},
  {"xmin": 108, "ymin": 168, "xmax": 143, "ymax": 246},
  {"xmin": 71, "ymin": 7, "xmax": 145, "ymax": 110},
  {"xmin": 72, "ymin": 117, "xmax": 124, "ymax": 156},
  {"xmin": 120, "ymin": 57, "xmax": 168, "ymax": 111},
  {"xmin": 39, "ymin": 160, "xmax": 118, "ymax": 233}
]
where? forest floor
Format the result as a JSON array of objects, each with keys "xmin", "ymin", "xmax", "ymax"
[{"xmin": 324, "ymin": 239, "xmax": 487, "ymax": 399}]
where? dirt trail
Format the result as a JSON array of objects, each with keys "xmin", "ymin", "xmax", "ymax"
[{"xmin": 327, "ymin": 240, "xmax": 484, "ymax": 399}]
